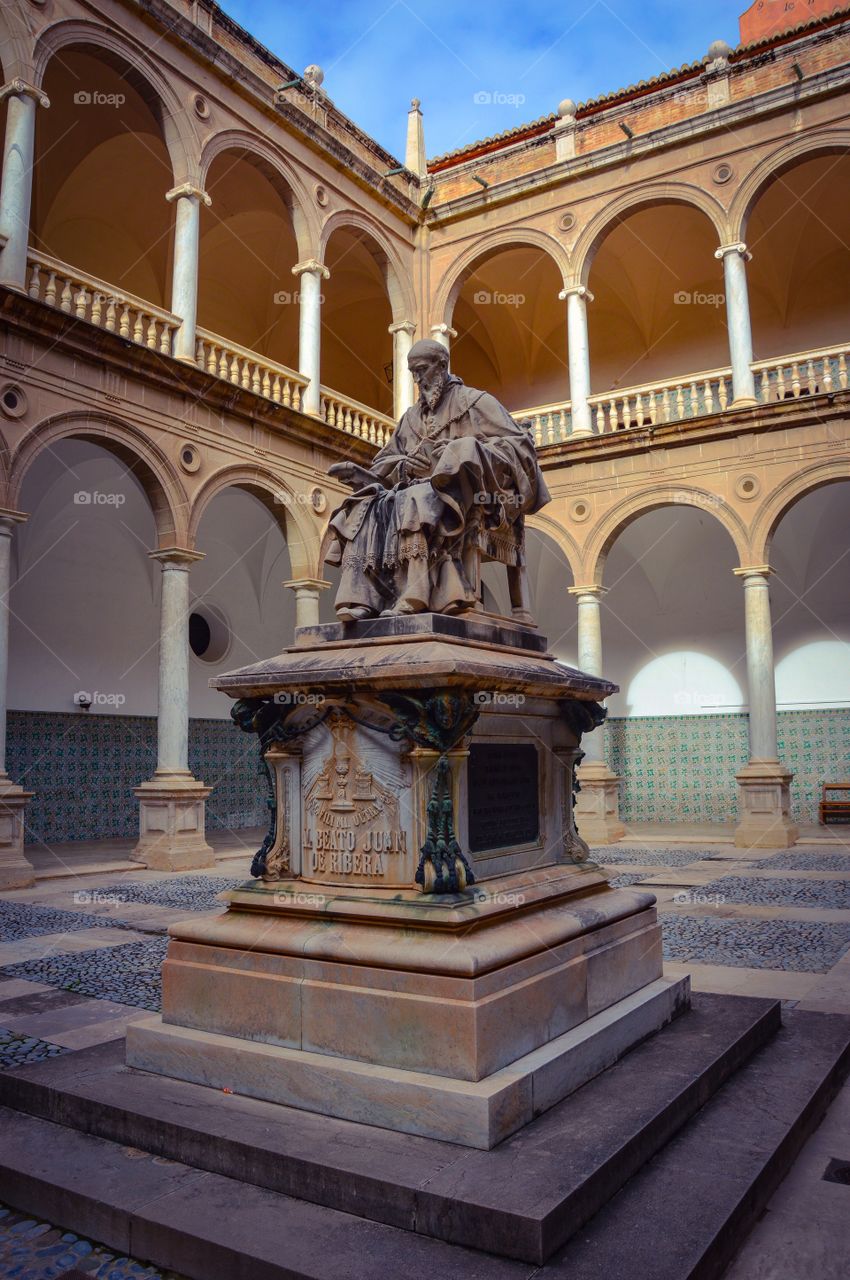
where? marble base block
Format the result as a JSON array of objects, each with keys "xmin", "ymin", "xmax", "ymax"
[
  {"xmin": 128, "ymin": 975, "xmax": 689, "ymax": 1149},
  {"xmin": 132, "ymin": 771, "xmax": 214, "ymax": 870},
  {"xmin": 127, "ymin": 865, "xmax": 682, "ymax": 1144},
  {"xmin": 734, "ymin": 760, "xmax": 799, "ymax": 850},
  {"xmin": 574, "ymin": 761, "xmax": 625, "ymax": 845},
  {"xmin": 0, "ymin": 775, "xmax": 35, "ymax": 889}
]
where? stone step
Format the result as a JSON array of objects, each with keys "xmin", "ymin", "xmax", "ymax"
[
  {"xmin": 0, "ymin": 993, "xmax": 779, "ymax": 1264},
  {"xmin": 544, "ymin": 1007, "xmax": 850, "ymax": 1279},
  {"xmin": 0, "ymin": 1107, "xmax": 529, "ymax": 1280}
]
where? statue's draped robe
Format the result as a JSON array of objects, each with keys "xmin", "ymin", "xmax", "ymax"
[{"xmin": 324, "ymin": 377, "xmax": 551, "ymax": 613}]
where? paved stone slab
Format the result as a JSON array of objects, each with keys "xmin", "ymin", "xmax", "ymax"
[
  {"xmin": 662, "ymin": 914, "xmax": 850, "ymax": 972},
  {"xmin": 2, "ymin": 939, "xmax": 167, "ymax": 1010}
]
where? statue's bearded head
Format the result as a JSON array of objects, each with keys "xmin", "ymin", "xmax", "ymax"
[{"xmin": 408, "ymin": 340, "xmax": 450, "ymax": 411}]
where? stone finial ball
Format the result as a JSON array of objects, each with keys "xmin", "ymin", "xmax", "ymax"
[
  {"xmin": 558, "ymin": 98, "xmax": 576, "ymax": 118},
  {"xmin": 304, "ymin": 64, "xmax": 325, "ymax": 86},
  {"xmin": 707, "ymin": 40, "xmax": 731, "ymax": 60}
]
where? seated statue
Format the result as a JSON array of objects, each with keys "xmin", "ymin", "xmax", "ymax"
[{"xmin": 324, "ymin": 339, "xmax": 550, "ymax": 620}]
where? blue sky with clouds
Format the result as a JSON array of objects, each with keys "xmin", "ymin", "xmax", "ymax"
[{"xmin": 222, "ymin": 0, "xmax": 747, "ymax": 160}]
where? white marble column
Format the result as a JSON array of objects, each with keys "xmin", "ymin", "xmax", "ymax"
[
  {"xmin": 284, "ymin": 577, "xmax": 331, "ymax": 631},
  {"xmin": 0, "ymin": 510, "xmax": 34, "ymax": 888},
  {"xmin": 733, "ymin": 565, "xmax": 797, "ymax": 849},
  {"xmin": 567, "ymin": 584, "xmax": 624, "ymax": 843},
  {"xmin": 560, "ymin": 285, "xmax": 594, "ymax": 436},
  {"xmin": 430, "ymin": 323, "xmax": 456, "ymax": 355},
  {"xmin": 293, "ymin": 259, "xmax": 329, "ymax": 415},
  {"xmin": 0, "ymin": 80, "xmax": 49, "ymax": 291},
  {"xmin": 166, "ymin": 183, "xmax": 211, "ymax": 363},
  {"xmin": 715, "ymin": 242, "xmax": 757, "ymax": 407},
  {"xmin": 133, "ymin": 549, "xmax": 214, "ymax": 870},
  {"xmin": 389, "ymin": 320, "xmax": 417, "ymax": 417}
]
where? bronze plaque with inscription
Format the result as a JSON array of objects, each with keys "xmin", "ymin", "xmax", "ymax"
[{"xmin": 467, "ymin": 742, "xmax": 539, "ymax": 853}]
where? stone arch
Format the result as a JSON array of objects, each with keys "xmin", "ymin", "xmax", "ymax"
[
  {"xmin": 9, "ymin": 412, "xmax": 188, "ymax": 546},
  {"xmin": 433, "ymin": 228, "xmax": 571, "ymax": 330},
  {"xmin": 526, "ymin": 511, "xmax": 583, "ymax": 584},
  {"xmin": 572, "ymin": 184, "xmax": 729, "ymax": 286},
  {"xmin": 319, "ymin": 209, "xmax": 415, "ymax": 324},
  {"xmin": 199, "ymin": 130, "xmax": 317, "ymax": 263},
  {"xmin": 32, "ymin": 19, "xmax": 197, "ymax": 185},
  {"xmin": 750, "ymin": 459, "xmax": 850, "ymax": 565},
  {"xmin": 730, "ymin": 131, "xmax": 850, "ymax": 242},
  {"xmin": 0, "ymin": 3, "xmax": 33, "ymax": 81},
  {"xmin": 187, "ymin": 465, "xmax": 319, "ymax": 579},
  {"xmin": 583, "ymin": 486, "xmax": 750, "ymax": 585}
]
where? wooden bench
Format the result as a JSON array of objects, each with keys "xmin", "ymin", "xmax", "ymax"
[{"xmin": 819, "ymin": 783, "xmax": 850, "ymax": 824}]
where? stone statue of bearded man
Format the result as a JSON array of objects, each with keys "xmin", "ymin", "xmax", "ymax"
[{"xmin": 323, "ymin": 339, "xmax": 550, "ymax": 621}]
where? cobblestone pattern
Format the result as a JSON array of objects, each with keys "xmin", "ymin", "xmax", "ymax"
[
  {"xmin": 0, "ymin": 902, "xmax": 128, "ymax": 943},
  {"xmin": 697, "ymin": 875, "xmax": 850, "ymax": 910},
  {"xmin": 593, "ymin": 846, "xmax": 715, "ymax": 867},
  {"xmin": 662, "ymin": 914, "xmax": 850, "ymax": 972},
  {"xmin": 98, "ymin": 875, "xmax": 245, "ymax": 915},
  {"xmin": 0, "ymin": 1028, "xmax": 68, "ymax": 1070},
  {"xmin": 2, "ymin": 939, "xmax": 168, "ymax": 1011},
  {"xmin": 0, "ymin": 1203, "xmax": 175, "ymax": 1278},
  {"xmin": 752, "ymin": 852, "xmax": 850, "ymax": 873},
  {"xmin": 606, "ymin": 872, "xmax": 651, "ymax": 888}
]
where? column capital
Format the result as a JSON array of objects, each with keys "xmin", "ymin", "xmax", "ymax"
[
  {"xmin": 559, "ymin": 284, "xmax": 594, "ymax": 303},
  {"xmin": 0, "ymin": 80, "xmax": 49, "ymax": 109},
  {"xmin": 715, "ymin": 241, "xmax": 751, "ymax": 262},
  {"xmin": 149, "ymin": 547, "xmax": 205, "ymax": 569},
  {"xmin": 733, "ymin": 564, "xmax": 773, "ymax": 580},
  {"xmin": 0, "ymin": 508, "xmax": 28, "ymax": 533},
  {"xmin": 283, "ymin": 577, "xmax": 332, "ymax": 593},
  {"xmin": 292, "ymin": 258, "xmax": 330, "ymax": 279},
  {"xmin": 389, "ymin": 320, "xmax": 417, "ymax": 336},
  {"xmin": 430, "ymin": 323, "xmax": 456, "ymax": 339},
  {"xmin": 568, "ymin": 583, "xmax": 607, "ymax": 599},
  {"xmin": 166, "ymin": 182, "xmax": 211, "ymax": 207}
]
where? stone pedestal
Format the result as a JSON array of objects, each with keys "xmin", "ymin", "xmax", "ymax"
[
  {"xmin": 128, "ymin": 614, "xmax": 687, "ymax": 1147},
  {"xmin": 734, "ymin": 760, "xmax": 799, "ymax": 850},
  {"xmin": 0, "ymin": 774, "xmax": 34, "ymax": 889},
  {"xmin": 574, "ymin": 760, "xmax": 625, "ymax": 845},
  {"xmin": 132, "ymin": 771, "xmax": 214, "ymax": 871}
]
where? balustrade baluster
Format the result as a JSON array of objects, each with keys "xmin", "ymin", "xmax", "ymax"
[
  {"xmin": 45, "ymin": 272, "xmax": 57, "ymax": 306},
  {"xmin": 60, "ymin": 280, "xmax": 72, "ymax": 313},
  {"xmin": 27, "ymin": 264, "xmax": 40, "ymax": 299},
  {"xmin": 838, "ymin": 354, "xmax": 848, "ymax": 390}
]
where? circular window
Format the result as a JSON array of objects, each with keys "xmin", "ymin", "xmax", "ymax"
[
  {"xmin": 192, "ymin": 93, "xmax": 211, "ymax": 120},
  {"xmin": 712, "ymin": 162, "xmax": 734, "ymax": 185},
  {"xmin": 0, "ymin": 384, "xmax": 27, "ymax": 419},
  {"xmin": 310, "ymin": 486, "xmax": 327, "ymax": 513},
  {"xmin": 179, "ymin": 442, "xmax": 201, "ymax": 473},
  {"xmin": 570, "ymin": 497, "xmax": 591, "ymax": 522},
  {"xmin": 188, "ymin": 605, "xmax": 230, "ymax": 663},
  {"xmin": 315, "ymin": 184, "xmax": 329, "ymax": 207},
  {"xmin": 735, "ymin": 474, "xmax": 761, "ymax": 501},
  {"xmin": 559, "ymin": 211, "xmax": 576, "ymax": 232}
]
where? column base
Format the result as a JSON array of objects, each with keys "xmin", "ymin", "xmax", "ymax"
[
  {"xmin": 574, "ymin": 761, "xmax": 625, "ymax": 845},
  {"xmin": 132, "ymin": 771, "xmax": 214, "ymax": 871},
  {"xmin": 734, "ymin": 760, "xmax": 798, "ymax": 850},
  {"xmin": 0, "ymin": 774, "xmax": 35, "ymax": 889}
]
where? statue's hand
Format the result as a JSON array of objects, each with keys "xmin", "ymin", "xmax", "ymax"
[{"xmin": 328, "ymin": 461, "xmax": 379, "ymax": 489}]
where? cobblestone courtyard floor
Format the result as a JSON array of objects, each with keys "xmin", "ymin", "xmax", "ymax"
[{"xmin": 1, "ymin": 828, "xmax": 849, "ymax": 1276}]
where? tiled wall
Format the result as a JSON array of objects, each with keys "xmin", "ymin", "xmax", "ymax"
[
  {"xmin": 8, "ymin": 712, "xmax": 266, "ymax": 845},
  {"xmin": 607, "ymin": 709, "xmax": 850, "ymax": 826},
  {"xmin": 8, "ymin": 707, "xmax": 849, "ymax": 843}
]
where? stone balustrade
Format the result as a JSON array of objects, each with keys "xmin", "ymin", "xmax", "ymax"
[
  {"xmin": 194, "ymin": 327, "xmax": 307, "ymax": 410},
  {"xmin": 319, "ymin": 386, "xmax": 395, "ymax": 446},
  {"xmin": 27, "ymin": 250, "xmax": 179, "ymax": 355},
  {"xmin": 512, "ymin": 401, "xmax": 574, "ymax": 447},
  {"xmin": 753, "ymin": 344, "xmax": 850, "ymax": 403}
]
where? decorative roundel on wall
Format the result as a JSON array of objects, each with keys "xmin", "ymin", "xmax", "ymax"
[
  {"xmin": 0, "ymin": 384, "xmax": 27, "ymax": 419},
  {"xmin": 735, "ymin": 474, "xmax": 760, "ymax": 500},
  {"xmin": 315, "ymin": 185, "xmax": 329, "ymax": 207},
  {"xmin": 179, "ymin": 442, "xmax": 201, "ymax": 473},
  {"xmin": 712, "ymin": 162, "xmax": 734, "ymax": 185},
  {"xmin": 558, "ymin": 211, "xmax": 577, "ymax": 232},
  {"xmin": 189, "ymin": 603, "xmax": 231, "ymax": 663},
  {"xmin": 570, "ymin": 497, "xmax": 591, "ymax": 522},
  {"xmin": 192, "ymin": 93, "xmax": 211, "ymax": 120},
  {"xmin": 309, "ymin": 486, "xmax": 327, "ymax": 513}
]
